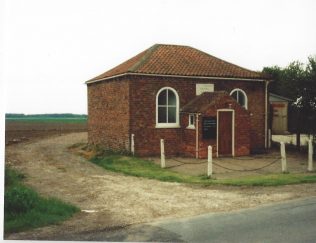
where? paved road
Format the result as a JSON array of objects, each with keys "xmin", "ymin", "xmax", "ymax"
[
  {"xmin": 151, "ymin": 196, "xmax": 316, "ymax": 243},
  {"xmin": 74, "ymin": 197, "xmax": 316, "ymax": 242}
]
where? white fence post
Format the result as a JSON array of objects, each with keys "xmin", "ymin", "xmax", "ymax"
[
  {"xmin": 131, "ymin": 134, "xmax": 135, "ymax": 156},
  {"xmin": 268, "ymin": 129, "xmax": 272, "ymax": 149},
  {"xmin": 308, "ymin": 138, "xmax": 313, "ymax": 172},
  {"xmin": 280, "ymin": 142, "xmax": 287, "ymax": 173},
  {"xmin": 207, "ymin": 145, "xmax": 213, "ymax": 177},
  {"xmin": 160, "ymin": 139, "xmax": 165, "ymax": 168}
]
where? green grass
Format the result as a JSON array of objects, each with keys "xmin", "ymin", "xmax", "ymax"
[
  {"xmin": 6, "ymin": 117, "xmax": 87, "ymax": 124},
  {"xmin": 5, "ymin": 167, "xmax": 26, "ymax": 187},
  {"xmin": 90, "ymin": 154, "xmax": 316, "ymax": 187},
  {"xmin": 214, "ymin": 174, "xmax": 316, "ymax": 186},
  {"xmin": 91, "ymin": 155, "xmax": 201, "ymax": 183},
  {"xmin": 4, "ymin": 167, "xmax": 79, "ymax": 234}
]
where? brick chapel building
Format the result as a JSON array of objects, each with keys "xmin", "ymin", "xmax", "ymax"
[{"xmin": 86, "ymin": 44, "xmax": 271, "ymax": 158}]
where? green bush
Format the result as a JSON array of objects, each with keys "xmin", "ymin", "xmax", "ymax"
[{"xmin": 5, "ymin": 186, "xmax": 38, "ymax": 215}]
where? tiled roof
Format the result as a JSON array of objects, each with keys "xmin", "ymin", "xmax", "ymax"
[
  {"xmin": 87, "ymin": 44, "xmax": 267, "ymax": 82},
  {"xmin": 181, "ymin": 91, "xmax": 229, "ymax": 113}
]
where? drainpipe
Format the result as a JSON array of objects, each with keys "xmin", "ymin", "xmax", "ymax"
[
  {"xmin": 195, "ymin": 113, "xmax": 200, "ymax": 159},
  {"xmin": 265, "ymin": 80, "xmax": 270, "ymax": 148}
]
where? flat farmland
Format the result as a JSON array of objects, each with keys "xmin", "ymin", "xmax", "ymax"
[{"xmin": 5, "ymin": 118, "xmax": 87, "ymax": 145}]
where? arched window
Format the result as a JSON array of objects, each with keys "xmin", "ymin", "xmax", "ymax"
[
  {"xmin": 156, "ymin": 87, "xmax": 180, "ymax": 128},
  {"xmin": 230, "ymin": 88, "xmax": 248, "ymax": 109}
]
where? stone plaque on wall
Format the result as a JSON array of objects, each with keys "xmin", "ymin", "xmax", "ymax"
[{"xmin": 196, "ymin": 84, "xmax": 214, "ymax": 95}]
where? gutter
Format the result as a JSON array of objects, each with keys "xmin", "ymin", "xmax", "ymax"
[{"xmin": 85, "ymin": 72, "xmax": 268, "ymax": 84}]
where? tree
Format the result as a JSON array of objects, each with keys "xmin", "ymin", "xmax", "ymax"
[
  {"xmin": 263, "ymin": 56, "xmax": 316, "ymax": 150},
  {"xmin": 263, "ymin": 61, "xmax": 305, "ymax": 100}
]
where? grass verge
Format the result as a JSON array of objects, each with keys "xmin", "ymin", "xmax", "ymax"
[
  {"xmin": 89, "ymin": 153, "xmax": 316, "ymax": 187},
  {"xmin": 6, "ymin": 118, "xmax": 87, "ymax": 123},
  {"xmin": 4, "ymin": 167, "xmax": 79, "ymax": 234},
  {"xmin": 216, "ymin": 173, "xmax": 316, "ymax": 186},
  {"xmin": 91, "ymin": 155, "xmax": 201, "ymax": 183}
]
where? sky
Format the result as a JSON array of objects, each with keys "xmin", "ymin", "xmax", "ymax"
[{"xmin": 1, "ymin": 0, "xmax": 316, "ymax": 115}]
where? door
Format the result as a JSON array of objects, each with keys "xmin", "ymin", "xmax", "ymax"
[
  {"xmin": 272, "ymin": 102, "xmax": 287, "ymax": 134},
  {"xmin": 218, "ymin": 111, "xmax": 233, "ymax": 156}
]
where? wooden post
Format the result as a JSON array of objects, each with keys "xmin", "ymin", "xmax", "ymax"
[
  {"xmin": 308, "ymin": 138, "xmax": 313, "ymax": 172},
  {"xmin": 160, "ymin": 139, "xmax": 165, "ymax": 168},
  {"xmin": 268, "ymin": 129, "xmax": 271, "ymax": 149},
  {"xmin": 131, "ymin": 134, "xmax": 135, "ymax": 156},
  {"xmin": 207, "ymin": 145, "xmax": 212, "ymax": 177},
  {"xmin": 280, "ymin": 142, "xmax": 287, "ymax": 173}
]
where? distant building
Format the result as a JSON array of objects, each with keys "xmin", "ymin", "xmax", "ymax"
[
  {"xmin": 269, "ymin": 93, "xmax": 292, "ymax": 134},
  {"xmin": 86, "ymin": 44, "xmax": 271, "ymax": 158}
]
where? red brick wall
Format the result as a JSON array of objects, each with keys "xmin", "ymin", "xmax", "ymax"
[
  {"xmin": 129, "ymin": 76, "xmax": 184, "ymax": 156},
  {"xmin": 181, "ymin": 114, "xmax": 197, "ymax": 157},
  {"xmin": 87, "ymin": 77, "xmax": 130, "ymax": 152},
  {"xmin": 87, "ymin": 74, "xmax": 265, "ymax": 156},
  {"xmin": 129, "ymin": 75, "xmax": 264, "ymax": 156},
  {"xmin": 215, "ymin": 79, "xmax": 266, "ymax": 151},
  {"xmin": 190, "ymin": 96, "xmax": 250, "ymax": 159}
]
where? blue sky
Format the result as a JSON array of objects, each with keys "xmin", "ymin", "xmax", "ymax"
[{"xmin": 1, "ymin": 0, "xmax": 316, "ymax": 114}]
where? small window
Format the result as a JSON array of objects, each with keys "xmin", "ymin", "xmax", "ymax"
[
  {"xmin": 187, "ymin": 114, "xmax": 195, "ymax": 129},
  {"xmin": 230, "ymin": 88, "xmax": 248, "ymax": 109}
]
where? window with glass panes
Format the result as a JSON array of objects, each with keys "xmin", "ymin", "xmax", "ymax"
[
  {"xmin": 157, "ymin": 88, "xmax": 177, "ymax": 124},
  {"xmin": 230, "ymin": 89, "xmax": 247, "ymax": 109},
  {"xmin": 189, "ymin": 114, "xmax": 195, "ymax": 127}
]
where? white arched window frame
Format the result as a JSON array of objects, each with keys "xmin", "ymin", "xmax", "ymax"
[
  {"xmin": 156, "ymin": 87, "xmax": 180, "ymax": 128},
  {"xmin": 230, "ymin": 88, "xmax": 248, "ymax": 109}
]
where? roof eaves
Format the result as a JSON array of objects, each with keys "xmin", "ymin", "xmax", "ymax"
[
  {"xmin": 269, "ymin": 93, "xmax": 293, "ymax": 101},
  {"xmin": 85, "ymin": 73, "xmax": 128, "ymax": 84},
  {"xmin": 85, "ymin": 72, "xmax": 268, "ymax": 84}
]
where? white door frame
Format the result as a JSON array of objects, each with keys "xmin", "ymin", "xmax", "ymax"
[{"xmin": 216, "ymin": 109, "xmax": 235, "ymax": 157}]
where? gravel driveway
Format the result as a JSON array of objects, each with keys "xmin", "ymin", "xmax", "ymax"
[{"xmin": 5, "ymin": 132, "xmax": 316, "ymax": 240}]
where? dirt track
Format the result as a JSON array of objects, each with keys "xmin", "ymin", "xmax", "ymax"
[{"xmin": 5, "ymin": 132, "xmax": 316, "ymax": 240}]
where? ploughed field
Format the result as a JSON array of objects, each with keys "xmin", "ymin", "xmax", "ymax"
[{"xmin": 5, "ymin": 118, "xmax": 87, "ymax": 145}]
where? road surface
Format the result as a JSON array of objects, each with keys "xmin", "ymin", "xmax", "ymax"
[
  {"xmin": 151, "ymin": 196, "xmax": 316, "ymax": 243},
  {"xmin": 72, "ymin": 196, "xmax": 316, "ymax": 242}
]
